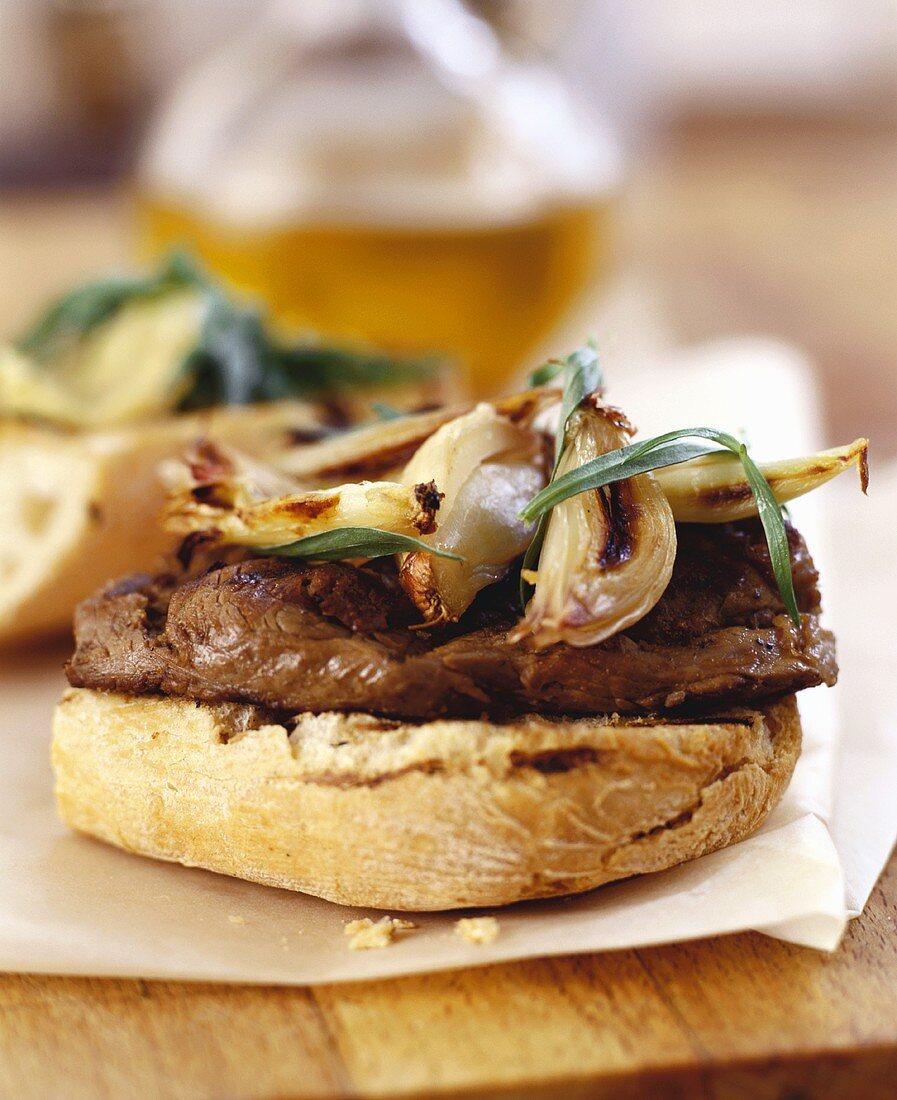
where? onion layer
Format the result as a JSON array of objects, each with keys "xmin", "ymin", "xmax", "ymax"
[
  {"xmin": 514, "ymin": 402, "xmax": 677, "ymax": 648},
  {"xmin": 399, "ymin": 404, "xmax": 547, "ymax": 622},
  {"xmin": 657, "ymin": 438, "xmax": 869, "ymax": 522},
  {"xmin": 164, "ymin": 441, "xmax": 441, "ymax": 548}
]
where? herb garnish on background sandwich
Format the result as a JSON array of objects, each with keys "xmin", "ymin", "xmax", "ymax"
[{"xmin": 0, "ymin": 254, "xmax": 444, "ymax": 643}]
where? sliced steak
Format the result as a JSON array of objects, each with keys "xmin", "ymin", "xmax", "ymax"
[{"xmin": 67, "ymin": 521, "xmax": 837, "ymax": 720}]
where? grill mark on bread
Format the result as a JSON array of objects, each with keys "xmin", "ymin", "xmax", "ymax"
[
  {"xmin": 509, "ymin": 747, "xmax": 603, "ymax": 773},
  {"xmin": 298, "ymin": 759, "xmax": 446, "ymax": 789},
  {"xmin": 631, "ymin": 806, "xmax": 697, "ymax": 839},
  {"xmin": 293, "ymin": 746, "xmax": 608, "ymax": 788},
  {"xmin": 281, "ymin": 714, "xmax": 763, "ymax": 792}
]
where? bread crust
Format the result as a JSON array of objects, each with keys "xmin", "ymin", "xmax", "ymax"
[{"xmin": 52, "ymin": 688, "xmax": 801, "ymax": 910}]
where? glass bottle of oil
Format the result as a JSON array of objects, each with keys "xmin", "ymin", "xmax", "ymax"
[{"xmin": 138, "ymin": 0, "xmax": 621, "ymax": 396}]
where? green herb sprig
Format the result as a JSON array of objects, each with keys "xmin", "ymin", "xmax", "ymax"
[
  {"xmin": 16, "ymin": 250, "xmax": 438, "ymax": 412},
  {"xmin": 17, "ymin": 252, "xmax": 200, "ymax": 363},
  {"xmin": 261, "ymin": 527, "xmax": 463, "ymax": 563},
  {"xmin": 521, "ymin": 349, "xmax": 801, "ymax": 625},
  {"xmin": 370, "ymin": 401, "xmax": 405, "ymax": 421},
  {"xmin": 177, "ymin": 291, "xmax": 439, "ymax": 411}
]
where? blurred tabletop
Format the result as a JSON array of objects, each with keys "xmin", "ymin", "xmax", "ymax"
[{"xmin": 2, "ymin": 114, "xmax": 896, "ymax": 1098}]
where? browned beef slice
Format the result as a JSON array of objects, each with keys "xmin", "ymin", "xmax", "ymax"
[{"xmin": 67, "ymin": 521, "xmax": 837, "ymax": 719}]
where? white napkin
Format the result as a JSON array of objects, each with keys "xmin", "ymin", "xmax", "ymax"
[{"xmin": 0, "ymin": 340, "xmax": 889, "ymax": 984}]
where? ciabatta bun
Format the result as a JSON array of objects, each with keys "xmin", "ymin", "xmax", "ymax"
[{"xmin": 52, "ymin": 688, "xmax": 800, "ymax": 910}]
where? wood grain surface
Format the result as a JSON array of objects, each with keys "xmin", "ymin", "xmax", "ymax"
[
  {"xmin": 1, "ymin": 115, "xmax": 895, "ymax": 1098},
  {"xmin": 2, "ymin": 852, "xmax": 896, "ymax": 1099}
]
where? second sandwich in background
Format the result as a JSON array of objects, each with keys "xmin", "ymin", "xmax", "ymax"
[{"xmin": 0, "ymin": 253, "xmax": 452, "ymax": 644}]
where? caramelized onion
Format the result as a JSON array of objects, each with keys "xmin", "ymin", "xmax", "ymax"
[
  {"xmin": 272, "ymin": 387, "xmax": 558, "ymax": 488},
  {"xmin": 399, "ymin": 404, "xmax": 547, "ymax": 622},
  {"xmin": 164, "ymin": 441, "xmax": 441, "ymax": 547},
  {"xmin": 657, "ymin": 438, "xmax": 869, "ymax": 522},
  {"xmin": 273, "ymin": 405, "xmax": 469, "ymax": 486},
  {"xmin": 514, "ymin": 402, "xmax": 677, "ymax": 648}
]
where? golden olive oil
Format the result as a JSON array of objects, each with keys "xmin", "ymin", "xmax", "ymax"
[{"xmin": 139, "ymin": 198, "xmax": 611, "ymax": 396}]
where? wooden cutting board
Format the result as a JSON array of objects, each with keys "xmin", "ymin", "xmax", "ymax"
[{"xmin": 2, "ymin": 852, "xmax": 896, "ymax": 1099}]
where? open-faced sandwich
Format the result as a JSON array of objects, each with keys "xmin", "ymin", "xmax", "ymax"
[
  {"xmin": 52, "ymin": 346, "xmax": 867, "ymax": 910},
  {"xmin": 0, "ymin": 254, "xmax": 448, "ymax": 643}
]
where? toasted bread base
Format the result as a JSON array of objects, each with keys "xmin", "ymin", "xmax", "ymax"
[{"xmin": 52, "ymin": 688, "xmax": 801, "ymax": 910}]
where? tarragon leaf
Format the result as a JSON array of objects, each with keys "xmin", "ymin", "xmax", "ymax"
[
  {"xmin": 520, "ymin": 342, "xmax": 604, "ymax": 603},
  {"xmin": 14, "ymin": 250, "xmax": 441, "ymax": 417},
  {"xmin": 260, "ymin": 527, "xmax": 464, "ymax": 563},
  {"xmin": 520, "ymin": 426, "xmax": 801, "ymax": 624},
  {"xmin": 17, "ymin": 251, "xmax": 202, "ymax": 362}
]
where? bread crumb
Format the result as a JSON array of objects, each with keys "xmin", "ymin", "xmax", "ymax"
[
  {"xmin": 344, "ymin": 916, "xmax": 416, "ymax": 950},
  {"xmin": 455, "ymin": 917, "xmax": 499, "ymax": 945},
  {"xmin": 228, "ymin": 914, "xmax": 247, "ymax": 925}
]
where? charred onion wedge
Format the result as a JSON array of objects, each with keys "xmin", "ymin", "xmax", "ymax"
[
  {"xmin": 272, "ymin": 388, "xmax": 556, "ymax": 488},
  {"xmin": 657, "ymin": 438, "xmax": 869, "ymax": 522},
  {"xmin": 398, "ymin": 404, "xmax": 547, "ymax": 623},
  {"xmin": 273, "ymin": 405, "xmax": 469, "ymax": 486},
  {"xmin": 164, "ymin": 441, "xmax": 442, "ymax": 548},
  {"xmin": 514, "ymin": 401, "xmax": 677, "ymax": 648}
]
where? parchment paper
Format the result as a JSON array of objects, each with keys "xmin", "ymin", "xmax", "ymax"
[{"xmin": 1, "ymin": 343, "xmax": 892, "ymax": 984}]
